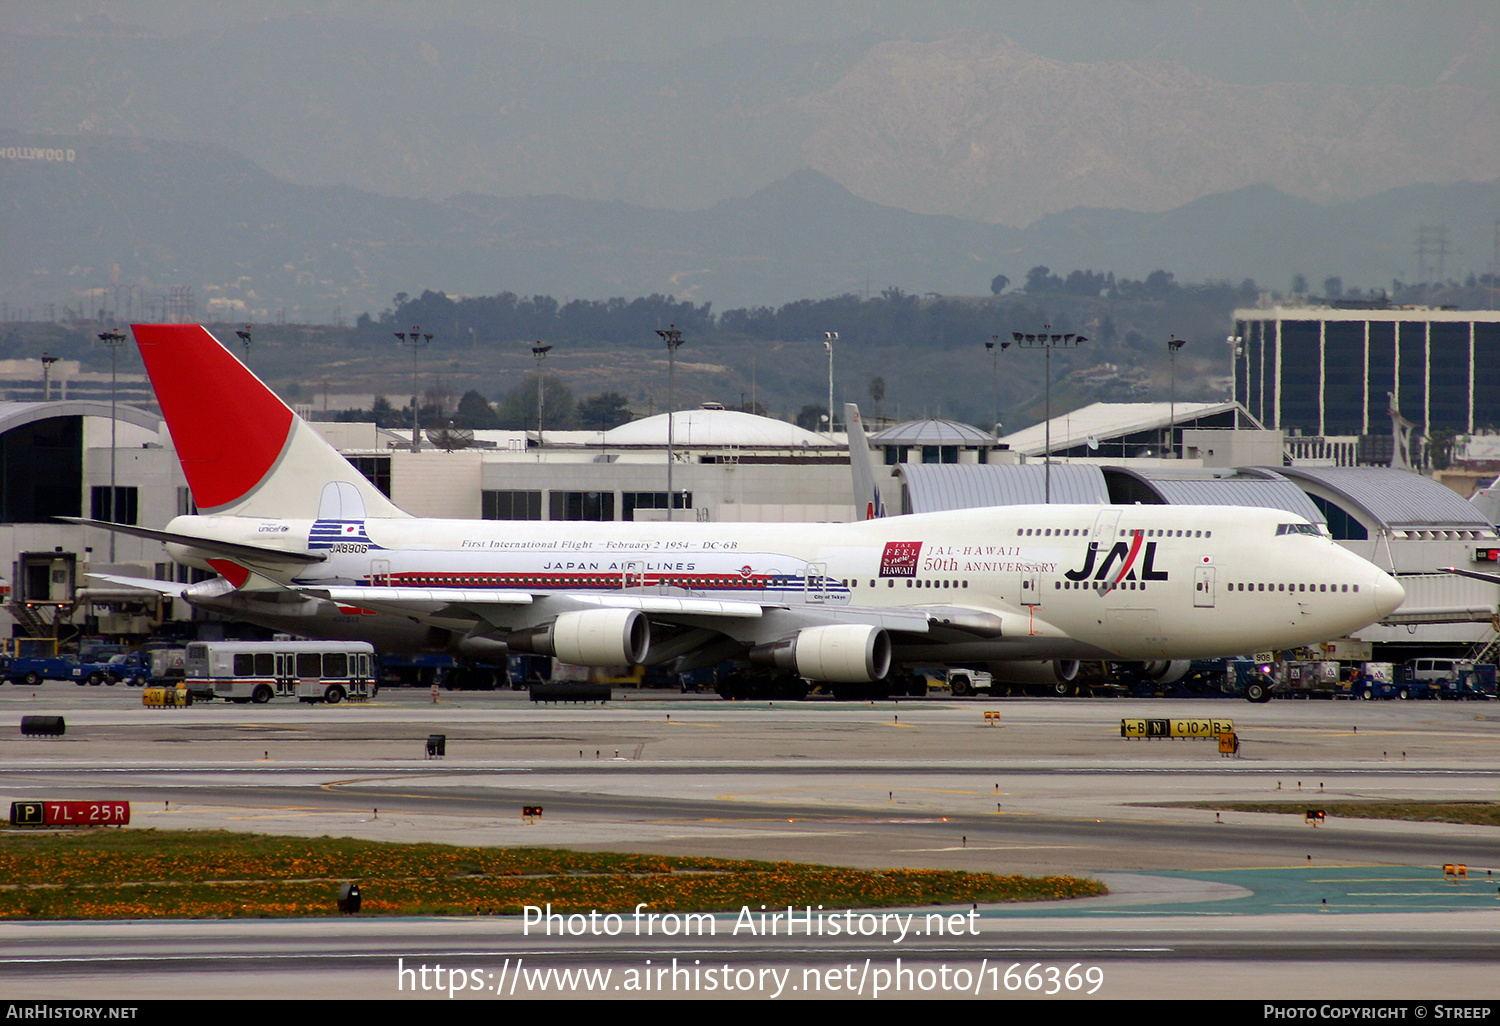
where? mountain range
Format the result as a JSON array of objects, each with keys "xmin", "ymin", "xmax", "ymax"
[
  {"xmin": 2, "ymin": 131, "xmax": 1496, "ymax": 321},
  {"xmin": 3, "ymin": 18, "xmax": 1494, "ymax": 226}
]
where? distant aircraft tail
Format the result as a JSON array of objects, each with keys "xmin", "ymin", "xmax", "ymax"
[
  {"xmin": 132, "ymin": 324, "xmax": 409, "ymax": 521},
  {"xmin": 844, "ymin": 402, "xmax": 887, "ymax": 520}
]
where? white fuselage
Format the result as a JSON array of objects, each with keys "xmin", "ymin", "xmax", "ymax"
[{"xmin": 167, "ymin": 503, "xmax": 1404, "ymax": 665}]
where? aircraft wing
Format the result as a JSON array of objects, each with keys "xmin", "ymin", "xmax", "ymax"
[
  {"xmin": 299, "ymin": 584, "xmax": 1011, "ymax": 640},
  {"xmin": 1442, "ymin": 567, "xmax": 1500, "ymax": 585},
  {"xmin": 310, "ymin": 587, "xmax": 535, "ymax": 608}
]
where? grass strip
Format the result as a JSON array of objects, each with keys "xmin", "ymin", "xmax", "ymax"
[{"xmin": 0, "ymin": 828, "xmax": 1104, "ymax": 919}]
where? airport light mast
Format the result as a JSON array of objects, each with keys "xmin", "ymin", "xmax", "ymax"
[
  {"xmin": 824, "ymin": 332, "xmax": 838, "ymax": 441},
  {"xmin": 394, "ymin": 328, "xmax": 432, "ymax": 453},
  {"xmin": 1167, "ymin": 335, "xmax": 1186, "ymax": 458},
  {"xmin": 40, "ymin": 353, "xmax": 58, "ymax": 402},
  {"xmin": 1226, "ymin": 333, "xmax": 1243, "ymax": 408},
  {"xmin": 656, "ymin": 326, "xmax": 685, "ymax": 521},
  {"xmin": 97, "ymin": 331, "xmax": 128, "ymax": 561},
  {"xmin": 985, "ymin": 335, "xmax": 1011, "ymax": 439},
  {"xmin": 531, "ymin": 342, "xmax": 552, "ymax": 447},
  {"xmin": 1013, "ymin": 327, "xmax": 1086, "ymax": 503}
]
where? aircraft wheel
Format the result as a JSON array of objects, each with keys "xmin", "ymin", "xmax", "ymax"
[
  {"xmin": 251, "ymin": 685, "xmax": 273, "ymax": 704},
  {"xmin": 784, "ymin": 678, "xmax": 811, "ymax": 700}
]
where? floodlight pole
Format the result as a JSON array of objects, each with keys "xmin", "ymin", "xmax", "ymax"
[
  {"xmin": 1226, "ymin": 334, "xmax": 1243, "ymax": 410},
  {"xmin": 1167, "ymin": 336, "xmax": 1186, "ymax": 458},
  {"xmin": 234, "ymin": 326, "xmax": 253, "ymax": 365},
  {"xmin": 985, "ymin": 335, "xmax": 1011, "ymax": 439},
  {"xmin": 531, "ymin": 342, "xmax": 552, "ymax": 446},
  {"xmin": 40, "ymin": 353, "xmax": 58, "ymax": 402},
  {"xmin": 97, "ymin": 331, "xmax": 128, "ymax": 561},
  {"xmin": 656, "ymin": 326, "xmax": 684, "ymax": 521},
  {"xmin": 1013, "ymin": 326, "xmax": 1086, "ymax": 503},
  {"xmin": 824, "ymin": 332, "xmax": 838, "ymax": 441},
  {"xmin": 395, "ymin": 327, "xmax": 432, "ymax": 453}
]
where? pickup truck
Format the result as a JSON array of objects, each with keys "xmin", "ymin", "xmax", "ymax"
[{"xmin": 4, "ymin": 654, "xmax": 110, "ymax": 686}]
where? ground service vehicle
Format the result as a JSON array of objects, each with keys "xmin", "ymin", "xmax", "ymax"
[
  {"xmin": 5, "ymin": 654, "xmax": 108, "ymax": 686},
  {"xmin": 184, "ymin": 640, "xmax": 377, "ymax": 704},
  {"xmin": 946, "ymin": 668, "xmax": 992, "ymax": 696}
]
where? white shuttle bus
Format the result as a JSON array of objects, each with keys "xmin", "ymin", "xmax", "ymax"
[{"xmin": 184, "ymin": 640, "xmax": 378, "ymax": 704}]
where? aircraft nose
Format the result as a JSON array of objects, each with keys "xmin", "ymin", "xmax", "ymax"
[{"xmin": 1372, "ymin": 572, "xmax": 1406, "ymax": 619}]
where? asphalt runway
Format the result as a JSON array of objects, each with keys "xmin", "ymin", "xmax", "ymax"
[{"xmin": 2, "ymin": 683, "xmax": 1499, "ymax": 1000}]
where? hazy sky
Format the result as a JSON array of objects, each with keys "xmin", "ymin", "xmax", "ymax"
[{"xmin": 8, "ymin": 0, "xmax": 1496, "ymax": 90}]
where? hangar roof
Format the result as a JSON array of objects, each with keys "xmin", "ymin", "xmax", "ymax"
[
  {"xmin": 999, "ymin": 401, "xmax": 1257, "ymax": 456},
  {"xmin": 898, "ymin": 463, "xmax": 1109, "ymax": 512},
  {"xmin": 869, "ymin": 419, "xmax": 997, "ymax": 446},
  {"xmin": 1107, "ymin": 467, "xmax": 1327, "ymax": 523},
  {"xmin": 602, "ymin": 407, "xmax": 832, "ymax": 449},
  {"xmin": 1269, "ymin": 466, "xmax": 1495, "ymax": 533},
  {"xmin": 0, "ymin": 400, "xmax": 160, "ymax": 435}
]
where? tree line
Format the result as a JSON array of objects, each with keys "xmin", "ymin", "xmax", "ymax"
[{"xmin": 355, "ymin": 273, "xmax": 1264, "ymax": 355}]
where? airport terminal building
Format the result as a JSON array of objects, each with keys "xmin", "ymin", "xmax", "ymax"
[{"xmin": 1232, "ymin": 306, "xmax": 1500, "ymax": 438}]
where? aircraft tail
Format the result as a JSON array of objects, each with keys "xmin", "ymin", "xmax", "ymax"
[
  {"xmin": 844, "ymin": 402, "xmax": 887, "ymax": 520},
  {"xmin": 132, "ymin": 324, "xmax": 409, "ymax": 521}
]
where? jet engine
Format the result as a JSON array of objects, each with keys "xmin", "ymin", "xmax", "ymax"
[
  {"xmin": 506, "ymin": 609, "xmax": 651, "ymax": 665},
  {"xmin": 988, "ymin": 659, "xmax": 1080, "ymax": 685},
  {"xmin": 1134, "ymin": 659, "xmax": 1193, "ymax": 684},
  {"xmin": 749, "ymin": 624, "xmax": 891, "ymax": 682}
]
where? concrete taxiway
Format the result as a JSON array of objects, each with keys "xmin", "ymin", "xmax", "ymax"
[{"xmin": 2, "ymin": 684, "xmax": 1498, "ymax": 999}]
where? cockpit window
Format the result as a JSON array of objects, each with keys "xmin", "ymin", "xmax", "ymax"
[{"xmin": 1276, "ymin": 523, "xmax": 1322, "ymax": 537}]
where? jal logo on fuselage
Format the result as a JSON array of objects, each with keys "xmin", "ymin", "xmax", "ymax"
[{"xmin": 1064, "ymin": 536, "xmax": 1169, "ymax": 583}]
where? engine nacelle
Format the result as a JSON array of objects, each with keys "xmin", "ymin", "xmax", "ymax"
[
  {"xmin": 506, "ymin": 609, "xmax": 650, "ymax": 665},
  {"xmin": 749, "ymin": 624, "xmax": 891, "ymax": 682},
  {"xmin": 988, "ymin": 659, "xmax": 1080, "ymax": 685},
  {"xmin": 455, "ymin": 635, "xmax": 510, "ymax": 662},
  {"xmin": 1136, "ymin": 659, "xmax": 1192, "ymax": 684}
]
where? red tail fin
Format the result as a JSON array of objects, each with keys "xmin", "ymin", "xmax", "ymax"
[
  {"xmin": 133, "ymin": 324, "xmax": 406, "ymax": 520},
  {"xmin": 134, "ymin": 324, "xmax": 294, "ymax": 512}
]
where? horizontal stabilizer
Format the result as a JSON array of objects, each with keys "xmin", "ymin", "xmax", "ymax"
[
  {"xmin": 85, "ymin": 573, "xmax": 189, "ymax": 597},
  {"xmin": 60, "ymin": 517, "xmax": 325, "ymax": 565}
]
